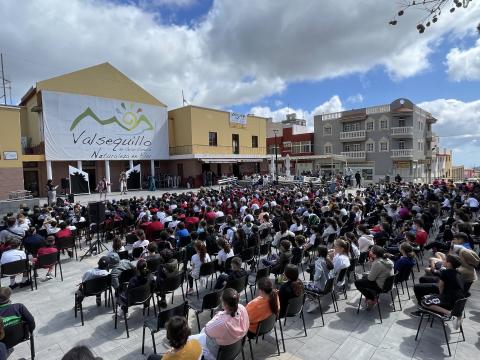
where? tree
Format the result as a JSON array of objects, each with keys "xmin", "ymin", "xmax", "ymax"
[{"xmin": 389, "ymin": 0, "xmax": 474, "ymax": 33}]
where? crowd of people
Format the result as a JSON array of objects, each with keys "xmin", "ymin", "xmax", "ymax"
[{"xmin": 0, "ymin": 177, "xmax": 479, "ymax": 359}]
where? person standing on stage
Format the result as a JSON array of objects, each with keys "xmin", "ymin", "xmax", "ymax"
[
  {"xmin": 119, "ymin": 171, "xmax": 127, "ymax": 195},
  {"xmin": 46, "ymin": 179, "xmax": 57, "ymax": 206},
  {"xmin": 96, "ymin": 177, "xmax": 109, "ymax": 201}
]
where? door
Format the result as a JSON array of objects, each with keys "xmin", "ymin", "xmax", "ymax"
[
  {"xmin": 177, "ymin": 163, "xmax": 184, "ymax": 186},
  {"xmin": 23, "ymin": 170, "xmax": 39, "ymax": 197},
  {"xmin": 232, "ymin": 134, "xmax": 239, "ymax": 154},
  {"xmin": 232, "ymin": 163, "xmax": 240, "ymax": 177}
]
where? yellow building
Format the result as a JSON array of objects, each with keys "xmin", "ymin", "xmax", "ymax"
[
  {"xmin": 452, "ymin": 165, "xmax": 465, "ymax": 182},
  {"xmin": 168, "ymin": 105, "xmax": 268, "ymax": 186}
]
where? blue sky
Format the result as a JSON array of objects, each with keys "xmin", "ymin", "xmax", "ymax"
[{"xmin": 1, "ymin": 0, "xmax": 479, "ymax": 166}]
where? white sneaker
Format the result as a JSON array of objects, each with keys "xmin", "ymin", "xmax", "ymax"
[{"xmin": 306, "ymin": 300, "xmax": 319, "ymax": 313}]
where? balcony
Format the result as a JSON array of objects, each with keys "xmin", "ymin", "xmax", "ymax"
[
  {"xmin": 391, "ymin": 149, "xmax": 413, "ymax": 158},
  {"xmin": 341, "ymin": 151, "xmax": 366, "ymax": 161},
  {"xmin": 391, "ymin": 127, "xmax": 413, "ymax": 137},
  {"xmin": 339, "ymin": 130, "xmax": 366, "ymax": 142}
]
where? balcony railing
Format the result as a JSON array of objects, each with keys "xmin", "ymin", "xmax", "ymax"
[
  {"xmin": 391, "ymin": 149, "xmax": 413, "ymax": 158},
  {"xmin": 341, "ymin": 151, "xmax": 366, "ymax": 160},
  {"xmin": 391, "ymin": 127, "xmax": 413, "ymax": 136},
  {"xmin": 339, "ymin": 130, "xmax": 366, "ymax": 141},
  {"xmin": 169, "ymin": 144, "xmax": 267, "ymax": 156}
]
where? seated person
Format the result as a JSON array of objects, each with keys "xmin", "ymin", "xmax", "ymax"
[
  {"xmin": 108, "ymin": 237, "xmax": 126, "ymax": 256},
  {"xmin": 22, "ymin": 227, "xmax": 46, "ymax": 255},
  {"xmin": 262, "ymin": 240, "xmax": 292, "ymax": 275},
  {"xmin": 0, "ymin": 286, "xmax": 35, "ymax": 338},
  {"xmin": 110, "ymin": 256, "xmax": 136, "ymax": 293},
  {"xmin": 61, "ymin": 345, "xmax": 102, "ymax": 360},
  {"xmin": 186, "ymin": 241, "xmax": 211, "ymax": 295},
  {"xmin": 214, "ymin": 257, "xmax": 247, "ymax": 290},
  {"xmin": 189, "ymin": 288, "xmax": 249, "ymax": 360},
  {"xmin": 142, "ymin": 242, "xmax": 162, "ymax": 262},
  {"xmin": 32, "ymin": 235, "xmax": 58, "ymax": 281},
  {"xmin": 119, "ymin": 259, "xmax": 152, "ymax": 316},
  {"xmin": 75, "ymin": 257, "xmax": 110, "ymax": 307},
  {"xmin": 0, "ymin": 237, "xmax": 30, "ymax": 289},
  {"xmin": 354, "ymin": 245, "xmax": 394, "ymax": 308},
  {"xmin": 305, "ymin": 246, "xmax": 333, "ymax": 312},
  {"xmin": 278, "ymin": 264, "xmax": 305, "ymax": 318},
  {"xmin": 393, "ymin": 242, "xmax": 416, "ymax": 276},
  {"xmin": 132, "ymin": 229, "xmax": 149, "ymax": 249},
  {"xmin": 155, "ymin": 249, "xmax": 179, "ymax": 308},
  {"xmin": 148, "ymin": 316, "xmax": 202, "ymax": 360},
  {"xmin": 246, "ymin": 277, "xmax": 279, "ymax": 336},
  {"xmin": 156, "ymin": 231, "xmax": 173, "ymax": 251},
  {"xmin": 216, "ymin": 239, "xmax": 234, "ymax": 271},
  {"xmin": 56, "ymin": 221, "xmax": 73, "ymax": 239},
  {"xmin": 415, "ymin": 254, "xmax": 465, "ymax": 321},
  {"xmin": 328, "ymin": 239, "xmax": 351, "ymax": 278}
]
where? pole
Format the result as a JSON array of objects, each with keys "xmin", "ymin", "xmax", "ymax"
[
  {"xmin": 1, "ymin": 53, "xmax": 6, "ymax": 105},
  {"xmin": 273, "ymin": 129, "xmax": 279, "ymax": 183}
]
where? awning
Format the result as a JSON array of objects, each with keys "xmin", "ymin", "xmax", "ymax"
[{"xmin": 201, "ymin": 158, "xmax": 264, "ymax": 163}]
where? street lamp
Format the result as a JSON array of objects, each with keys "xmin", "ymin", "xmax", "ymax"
[{"xmin": 273, "ymin": 129, "xmax": 279, "ymax": 183}]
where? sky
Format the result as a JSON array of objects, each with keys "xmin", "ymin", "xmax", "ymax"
[{"xmin": 0, "ymin": 0, "xmax": 479, "ymax": 166}]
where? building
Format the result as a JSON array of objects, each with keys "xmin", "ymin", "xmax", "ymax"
[
  {"xmin": 266, "ymin": 113, "xmax": 315, "ymax": 175},
  {"xmin": 314, "ymin": 98, "xmax": 436, "ymax": 183},
  {"xmin": 431, "ymin": 146, "xmax": 452, "ymax": 180},
  {"xmin": 168, "ymin": 106, "xmax": 268, "ymax": 186},
  {"xmin": 464, "ymin": 168, "xmax": 475, "ymax": 179},
  {"xmin": 452, "ymin": 165, "xmax": 465, "ymax": 181}
]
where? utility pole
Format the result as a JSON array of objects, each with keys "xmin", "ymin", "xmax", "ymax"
[
  {"xmin": 273, "ymin": 129, "xmax": 279, "ymax": 183},
  {"xmin": 1, "ymin": 53, "xmax": 6, "ymax": 105}
]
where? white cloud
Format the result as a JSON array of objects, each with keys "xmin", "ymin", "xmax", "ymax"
[
  {"xmin": 446, "ymin": 39, "xmax": 480, "ymax": 81},
  {"xmin": 0, "ymin": 0, "xmax": 479, "ymax": 109},
  {"xmin": 250, "ymin": 95, "xmax": 344, "ymax": 129},
  {"xmin": 419, "ymin": 98, "xmax": 480, "ymax": 166},
  {"xmin": 346, "ymin": 94, "xmax": 364, "ymax": 104}
]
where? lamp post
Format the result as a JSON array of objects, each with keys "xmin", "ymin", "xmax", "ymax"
[{"xmin": 273, "ymin": 129, "xmax": 279, "ymax": 183}]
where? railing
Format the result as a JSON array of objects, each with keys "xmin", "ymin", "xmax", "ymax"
[
  {"xmin": 169, "ymin": 144, "xmax": 267, "ymax": 156},
  {"xmin": 391, "ymin": 127, "xmax": 413, "ymax": 136},
  {"xmin": 341, "ymin": 151, "xmax": 366, "ymax": 159},
  {"xmin": 391, "ymin": 149, "xmax": 413, "ymax": 158},
  {"xmin": 339, "ymin": 130, "xmax": 366, "ymax": 141}
]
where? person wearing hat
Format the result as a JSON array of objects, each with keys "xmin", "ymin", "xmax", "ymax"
[
  {"xmin": 0, "ymin": 236, "xmax": 30, "ymax": 289},
  {"xmin": 456, "ymin": 247, "xmax": 480, "ymax": 285},
  {"xmin": 0, "ymin": 286, "xmax": 36, "ymax": 334},
  {"xmin": 75, "ymin": 257, "xmax": 110, "ymax": 307}
]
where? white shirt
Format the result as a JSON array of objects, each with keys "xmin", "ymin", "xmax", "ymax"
[
  {"xmin": 191, "ymin": 253, "xmax": 211, "ymax": 279},
  {"xmin": 332, "ymin": 253, "xmax": 350, "ymax": 275},
  {"xmin": 132, "ymin": 239, "xmax": 149, "ymax": 249},
  {"xmin": 466, "ymin": 197, "xmax": 479, "ymax": 208},
  {"xmin": 358, "ymin": 234, "xmax": 374, "ymax": 252},
  {"xmin": 217, "ymin": 248, "xmax": 234, "ymax": 264},
  {"xmin": 0, "ymin": 249, "xmax": 27, "ymax": 265},
  {"xmin": 215, "ymin": 210, "xmax": 225, "ymax": 218},
  {"xmin": 289, "ymin": 224, "xmax": 303, "ymax": 233}
]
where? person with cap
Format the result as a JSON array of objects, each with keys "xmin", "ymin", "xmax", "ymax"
[
  {"xmin": 0, "ymin": 236, "xmax": 30, "ymax": 289},
  {"xmin": 75, "ymin": 257, "xmax": 110, "ymax": 307},
  {"xmin": 0, "ymin": 286, "xmax": 36, "ymax": 334}
]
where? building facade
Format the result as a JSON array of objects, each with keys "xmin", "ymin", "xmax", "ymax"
[
  {"xmin": 314, "ymin": 99, "xmax": 436, "ymax": 183},
  {"xmin": 452, "ymin": 165, "xmax": 465, "ymax": 181}
]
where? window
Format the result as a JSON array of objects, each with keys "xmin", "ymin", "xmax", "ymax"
[
  {"xmin": 380, "ymin": 119, "xmax": 388, "ymax": 130},
  {"xmin": 399, "ymin": 140, "xmax": 405, "ymax": 150},
  {"xmin": 232, "ymin": 134, "xmax": 239, "ymax": 154},
  {"xmin": 324, "ymin": 143, "xmax": 332, "ymax": 154},
  {"xmin": 291, "ymin": 141, "xmax": 312, "ymax": 154},
  {"xmin": 379, "ymin": 138, "xmax": 389, "ymax": 152},
  {"xmin": 399, "ymin": 119, "xmax": 405, "ymax": 127},
  {"xmin": 209, "ymin": 132, "xmax": 217, "ymax": 146},
  {"xmin": 366, "ymin": 121, "xmax": 374, "ymax": 131},
  {"xmin": 268, "ymin": 145, "xmax": 279, "ymax": 155},
  {"xmin": 323, "ymin": 125, "xmax": 332, "ymax": 136},
  {"xmin": 366, "ymin": 142, "xmax": 375, "ymax": 152},
  {"xmin": 344, "ymin": 144, "xmax": 351, "ymax": 152},
  {"xmin": 252, "ymin": 136, "xmax": 258, "ymax": 148},
  {"xmin": 301, "ymin": 141, "xmax": 312, "ymax": 153},
  {"xmin": 292, "ymin": 142, "xmax": 302, "ymax": 154},
  {"xmin": 353, "ymin": 143, "xmax": 361, "ymax": 152},
  {"xmin": 343, "ymin": 122, "xmax": 360, "ymax": 132},
  {"xmin": 283, "ymin": 141, "xmax": 292, "ymax": 149}
]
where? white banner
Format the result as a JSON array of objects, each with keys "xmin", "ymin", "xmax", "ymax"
[
  {"xmin": 229, "ymin": 112, "xmax": 247, "ymax": 127},
  {"xmin": 42, "ymin": 91, "xmax": 168, "ymax": 161}
]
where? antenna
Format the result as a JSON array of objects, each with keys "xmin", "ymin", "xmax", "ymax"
[
  {"xmin": 1, "ymin": 53, "xmax": 7, "ymax": 105},
  {"xmin": 182, "ymin": 90, "xmax": 188, "ymax": 106}
]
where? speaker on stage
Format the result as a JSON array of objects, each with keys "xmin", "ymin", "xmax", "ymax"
[
  {"xmin": 68, "ymin": 194, "xmax": 75, "ymax": 203},
  {"xmin": 88, "ymin": 201, "xmax": 105, "ymax": 223},
  {"xmin": 61, "ymin": 178, "xmax": 70, "ymax": 190}
]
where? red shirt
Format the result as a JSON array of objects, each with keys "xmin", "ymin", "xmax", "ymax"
[
  {"xmin": 185, "ymin": 217, "xmax": 199, "ymax": 228},
  {"xmin": 205, "ymin": 211, "xmax": 216, "ymax": 223},
  {"xmin": 145, "ymin": 221, "xmax": 164, "ymax": 241},
  {"xmin": 56, "ymin": 228, "xmax": 72, "ymax": 238},
  {"xmin": 415, "ymin": 229, "xmax": 428, "ymax": 246}
]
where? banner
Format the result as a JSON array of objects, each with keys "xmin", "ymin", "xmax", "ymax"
[
  {"xmin": 69, "ymin": 165, "xmax": 90, "ymax": 194},
  {"xmin": 229, "ymin": 112, "xmax": 247, "ymax": 127},
  {"xmin": 126, "ymin": 164, "xmax": 141, "ymax": 190},
  {"xmin": 42, "ymin": 91, "xmax": 168, "ymax": 161}
]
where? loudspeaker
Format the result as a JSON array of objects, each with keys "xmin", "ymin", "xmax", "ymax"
[
  {"xmin": 88, "ymin": 201, "xmax": 105, "ymax": 223},
  {"xmin": 61, "ymin": 178, "xmax": 70, "ymax": 190},
  {"xmin": 68, "ymin": 194, "xmax": 75, "ymax": 203}
]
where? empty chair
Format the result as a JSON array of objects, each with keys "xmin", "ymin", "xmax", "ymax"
[
  {"xmin": 248, "ymin": 267, "xmax": 270, "ymax": 299},
  {"xmin": 305, "ymin": 277, "xmax": 338, "ymax": 326},
  {"xmin": 193, "ymin": 261, "xmax": 216, "ymax": 299},
  {"xmin": 248, "ymin": 314, "xmax": 281, "ymax": 360},
  {"xmin": 278, "ymin": 294, "xmax": 307, "ymax": 352},
  {"xmin": 188, "ymin": 289, "xmax": 222, "ymax": 331}
]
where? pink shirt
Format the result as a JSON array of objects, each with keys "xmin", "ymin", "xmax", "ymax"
[{"xmin": 205, "ymin": 304, "xmax": 249, "ymax": 346}]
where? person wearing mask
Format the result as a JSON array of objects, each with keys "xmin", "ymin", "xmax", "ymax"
[
  {"xmin": 278, "ymin": 264, "xmax": 305, "ymax": 318},
  {"xmin": 189, "ymin": 288, "xmax": 249, "ymax": 360},
  {"xmin": 354, "ymin": 245, "xmax": 394, "ymax": 308},
  {"xmin": 246, "ymin": 277, "xmax": 280, "ymax": 336}
]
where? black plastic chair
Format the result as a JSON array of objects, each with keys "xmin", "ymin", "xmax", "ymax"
[
  {"xmin": 118, "ymin": 268, "xmax": 136, "ymax": 292},
  {"xmin": 335, "ymin": 267, "xmax": 348, "ymax": 300},
  {"xmin": 1, "ymin": 321, "xmax": 35, "ymax": 359},
  {"xmin": 141, "ymin": 301, "xmax": 189, "ymax": 354},
  {"xmin": 75, "ymin": 274, "xmax": 113, "ymax": 326},
  {"xmin": 249, "ymin": 267, "xmax": 270, "ymax": 299},
  {"xmin": 356, "ymin": 274, "xmax": 397, "ymax": 323},
  {"xmin": 56, "ymin": 236, "xmax": 78, "ymax": 260},
  {"xmin": 157, "ymin": 272, "xmax": 185, "ymax": 305},
  {"xmin": 172, "ymin": 249, "xmax": 186, "ymax": 270},
  {"xmin": 115, "ymin": 282, "xmax": 156, "ymax": 338},
  {"xmin": 222, "ymin": 256, "xmax": 234, "ymax": 273},
  {"xmin": 357, "ymin": 252, "xmax": 368, "ymax": 272},
  {"xmin": 394, "ymin": 264, "xmax": 415, "ymax": 307},
  {"xmin": 305, "ymin": 277, "xmax": 337, "ymax": 326},
  {"xmin": 217, "ymin": 336, "xmax": 246, "ymax": 360},
  {"xmin": 415, "ymin": 298, "xmax": 467, "ymax": 356},
  {"xmin": 117, "ymin": 250, "xmax": 129, "ymax": 260},
  {"xmin": 226, "ymin": 275, "xmax": 249, "ymax": 302},
  {"xmin": 0, "ymin": 259, "xmax": 33, "ymax": 291},
  {"xmin": 240, "ymin": 247, "xmax": 255, "ymax": 269},
  {"xmin": 132, "ymin": 247, "xmax": 144, "ymax": 259},
  {"xmin": 248, "ymin": 313, "xmax": 281, "ymax": 359},
  {"xmin": 32, "ymin": 251, "xmax": 62, "ymax": 289},
  {"xmin": 188, "ymin": 289, "xmax": 222, "ymax": 331},
  {"xmin": 256, "ymin": 243, "xmax": 270, "ymax": 267},
  {"xmin": 194, "ymin": 261, "xmax": 217, "ymax": 299},
  {"xmin": 290, "ymin": 248, "xmax": 305, "ymax": 280},
  {"xmin": 125, "ymin": 233, "xmax": 138, "ymax": 245},
  {"xmin": 278, "ymin": 294, "xmax": 307, "ymax": 352},
  {"xmin": 146, "ymin": 257, "xmax": 163, "ymax": 274}
]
